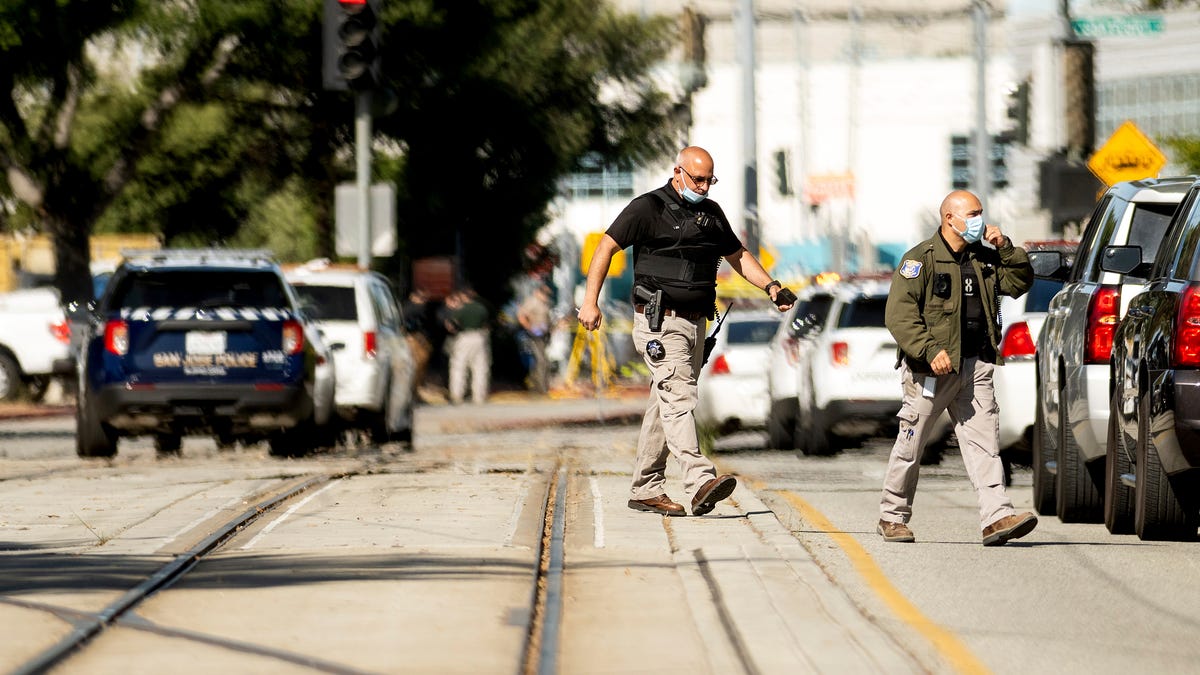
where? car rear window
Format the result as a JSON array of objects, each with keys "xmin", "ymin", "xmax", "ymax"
[
  {"xmin": 837, "ymin": 296, "xmax": 887, "ymax": 328},
  {"xmin": 291, "ymin": 285, "xmax": 358, "ymax": 321},
  {"xmin": 112, "ymin": 270, "xmax": 290, "ymax": 309},
  {"xmin": 1124, "ymin": 202, "xmax": 1179, "ymax": 281},
  {"xmin": 728, "ymin": 320, "xmax": 780, "ymax": 345},
  {"xmin": 1023, "ymin": 278, "xmax": 1064, "ymax": 313}
]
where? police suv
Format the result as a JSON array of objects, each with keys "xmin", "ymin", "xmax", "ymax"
[{"xmin": 75, "ymin": 249, "xmax": 336, "ymax": 458}]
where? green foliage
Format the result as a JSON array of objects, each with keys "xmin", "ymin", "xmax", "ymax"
[
  {"xmin": 1163, "ymin": 135, "xmax": 1200, "ymax": 174},
  {"xmin": 1, "ymin": 0, "xmax": 683, "ymax": 307}
]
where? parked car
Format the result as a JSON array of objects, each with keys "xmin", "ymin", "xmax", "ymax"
[
  {"xmin": 1033, "ymin": 177, "xmax": 1193, "ymax": 521},
  {"xmin": 795, "ymin": 278, "xmax": 900, "ymax": 455},
  {"xmin": 992, "ymin": 241, "xmax": 1077, "ymax": 462},
  {"xmin": 76, "ymin": 249, "xmax": 336, "ymax": 458},
  {"xmin": 1102, "ymin": 179, "xmax": 1200, "ymax": 540},
  {"xmin": 0, "ymin": 287, "xmax": 74, "ymax": 401},
  {"xmin": 286, "ymin": 260, "xmax": 416, "ymax": 445},
  {"xmin": 765, "ymin": 284, "xmax": 835, "ymax": 449},
  {"xmin": 695, "ymin": 307, "xmax": 781, "ymax": 435}
]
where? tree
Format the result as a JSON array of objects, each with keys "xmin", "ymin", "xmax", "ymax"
[
  {"xmin": 1, "ymin": 0, "xmax": 682, "ymax": 307},
  {"xmin": 1163, "ymin": 136, "xmax": 1200, "ymax": 174}
]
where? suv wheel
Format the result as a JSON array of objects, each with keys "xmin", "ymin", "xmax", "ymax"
[
  {"xmin": 1134, "ymin": 388, "xmax": 1198, "ymax": 541},
  {"xmin": 1031, "ymin": 388, "xmax": 1056, "ymax": 515},
  {"xmin": 805, "ymin": 407, "xmax": 834, "ymax": 456},
  {"xmin": 1056, "ymin": 383, "xmax": 1103, "ymax": 523},
  {"xmin": 269, "ymin": 421, "xmax": 317, "ymax": 458},
  {"xmin": 155, "ymin": 433, "xmax": 182, "ymax": 455},
  {"xmin": 76, "ymin": 392, "xmax": 117, "ymax": 458},
  {"xmin": 0, "ymin": 353, "xmax": 24, "ymax": 402},
  {"xmin": 1104, "ymin": 389, "xmax": 1134, "ymax": 534},
  {"xmin": 767, "ymin": 398, "xmax": 797, "ymax": 450}
]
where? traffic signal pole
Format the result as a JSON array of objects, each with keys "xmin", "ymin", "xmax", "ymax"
[{"xmin": 356, "ymin": 91, "xmax": 372, "ymax": 269}]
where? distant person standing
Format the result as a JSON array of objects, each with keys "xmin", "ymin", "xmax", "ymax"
[
  {"xmin": 402, "ymin": 289, "xmax": 434, "ymax": 400},
  {"xmin": 517, "ymin": 284, "xmax": 553, "ymax": 393},
  {"xmin": 878, "ymin": 189, "xmax": 1037, "ymax": 546},
  {"xmin": 445, "ymin": 288, "xmax": 491, "ymax": 404},
  {"xmin": 578, "ymin": 146, "xmax": 793, "ymax": 517}
]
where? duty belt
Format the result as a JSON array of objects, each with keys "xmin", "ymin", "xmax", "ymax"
[{"xmin": 634, "ymin": 304, "xmax": 708, "ymax": 321}]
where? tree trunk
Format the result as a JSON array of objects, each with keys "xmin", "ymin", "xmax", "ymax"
[{"xmin": 46, "ymin": 213, "xmax": 93, "ymax": 307}]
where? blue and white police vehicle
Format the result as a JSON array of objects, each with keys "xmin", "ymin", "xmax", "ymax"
[{"xmin": 75, "ymin": 249, "xmax": 335, "ymax": 458}]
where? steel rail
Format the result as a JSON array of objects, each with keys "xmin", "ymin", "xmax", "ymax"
[{"xmin": 11, "ymin": 474, "xmax": 336, "ymax": 675}]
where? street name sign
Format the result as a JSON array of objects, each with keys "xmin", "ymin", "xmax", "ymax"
[
  {"xmin": 1087, "ymin": 120, "xmax": 1167, "ymax": 187},
  {"xmin": 1072, "ymin": 15, "xmax": 1164, "ymax": 38}
]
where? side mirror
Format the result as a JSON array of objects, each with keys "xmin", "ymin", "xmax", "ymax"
[
  {"xmin": 1100, "ymin": 245, "xmax": 1152, "ymax": 277},
  {"xmin": 1028, "ymin": 250, "xmax": 1070, "ymax": 281}
]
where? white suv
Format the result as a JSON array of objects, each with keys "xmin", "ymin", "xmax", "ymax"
[
  {"xmin": 286, "ymin": 262, "xmax": 416, "ymax": 445},
  {"xmin": 765, "ymin": 285, "xmax": 835, "ymax": 449},
  {"xmin": 795, "ymin": 279, "xmax": 901, "ymax": 455}
]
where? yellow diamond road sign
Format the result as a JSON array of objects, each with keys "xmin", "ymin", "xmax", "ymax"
[{"xmin": 1087, "ymin": 120, "xmax": 1167, "ymax": 187}]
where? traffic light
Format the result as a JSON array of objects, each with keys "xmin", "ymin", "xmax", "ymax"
[
  {"xmin": 1006, "ymin": 80, "xmax": 1030, "ymax": 146},
  {"xmin": 774, "ymin": 149, "xmax": 792, "ymax": 196},
  {"xmin": 323, "ymin": 0, "xmax": 382, "ymax": 91}
]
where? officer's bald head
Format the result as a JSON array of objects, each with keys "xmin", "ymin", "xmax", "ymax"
[
  {"xmin": 940, "ymin": 190, "xmax": 981, "ymax": 221},
  {"xmin": 677, "ymin": 146, "xmax": 714, "ymax": 174}
]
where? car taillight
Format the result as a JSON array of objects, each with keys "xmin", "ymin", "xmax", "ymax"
[
  {"xmin": 1085, "ymin": 285, "xmax": 1120, "ymax": 364},
  {"xmin": 1000, "ymin": 321, "xmax": 1036, "ymax": 360},
  {"xmin": 282, "ymin": 320, "xmax": 304, "ymax": 355},
  {"xmin": 104, "ymin": 320, "xmax": 128, "ymax": 356},
  {"xmin": 832, "ymin": 341, "xmax": 849, "ymax": 366},
  {"xmin": 1173, "ymin": 284, "xmax": 1200, "ymax": 367},
  {"xmin": 363, "ymin": 330, "xmax": 377, "ymax": 358},
  {"xmin": 50, "ymin": 319, "xmax": 70, "ymax": 344},
  {"xmin": 784, "ymin": 337, "xmax": 799, "ymax": 365},
  {"xmin": 710, "ymin": 354, "xmax": 730, "ymax": 375}
]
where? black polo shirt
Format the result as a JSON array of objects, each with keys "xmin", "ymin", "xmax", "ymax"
[{"xmin": 605, "ymin": 181, "xmax": 743, "ymax": 313}]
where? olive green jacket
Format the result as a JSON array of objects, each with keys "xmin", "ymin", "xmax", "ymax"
[{"xmin": 885, "ymin": 232, "xmax": 1033, "ymax": 372}]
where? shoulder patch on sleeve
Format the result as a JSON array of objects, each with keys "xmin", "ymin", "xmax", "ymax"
[{"xmin": 899, "ymin": 259, "xmax": 923, "ymax": 279}]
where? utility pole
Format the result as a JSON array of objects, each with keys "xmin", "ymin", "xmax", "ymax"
[
  {"xmin": 973, "ymin": 0, "xmax": 991, "ymax": 215},
  {"xmin": 736, "ymin": 0, "xmax": 759, "ymax": 256},
  {"xmin": 355, "ymin": 92, "xmax": 372, "ymax": 269}
]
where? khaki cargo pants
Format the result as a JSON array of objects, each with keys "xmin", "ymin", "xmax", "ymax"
[
  {"xmin": 629, "ymin": 312, "xmax": 718, "ymax": 501},
  {"xmin": 879, "ymin": 357, "xmax": 1016, "ymax": 531}
]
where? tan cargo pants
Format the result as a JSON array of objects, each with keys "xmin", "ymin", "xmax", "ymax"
[
  {"xmin": 879, "ymin": 358, "xmax": 1016, "ymax": 531},
  {"xmin": 629, "ymin": 312, "xmax": 718, "ymax": 501}
]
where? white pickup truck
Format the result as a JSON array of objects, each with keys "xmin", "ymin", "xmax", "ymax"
[{"xmin": 0, "ymin": 287, "xmax": 74, "ymax": 401}]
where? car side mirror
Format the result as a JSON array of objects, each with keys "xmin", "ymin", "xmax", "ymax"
[
  {"xmin": 1028, "ymin": 250, "xmax": 1070, "ymax": 281},
  {"xmin": 1099, "ymin": 245, "xmax": 1152, "ymax": 277}
]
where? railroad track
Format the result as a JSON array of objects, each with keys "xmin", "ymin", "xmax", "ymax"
[{"xmin": 4, "ymin": 464, "xmax": 569, "ymax": 675}]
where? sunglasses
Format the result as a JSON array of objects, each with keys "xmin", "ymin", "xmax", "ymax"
[{"xmin": 679, "ymin": 166, "xmax": 718, "ymax": 187}]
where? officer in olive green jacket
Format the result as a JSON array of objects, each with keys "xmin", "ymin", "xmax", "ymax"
[{"xmin": 877, "ymin": 190, "xmax": 1040, "ymax": 547}]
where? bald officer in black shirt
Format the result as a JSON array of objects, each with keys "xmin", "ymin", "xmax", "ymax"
[{"xmin": 578, "ymin": 146, "xmax": 793, "ymax": 516}]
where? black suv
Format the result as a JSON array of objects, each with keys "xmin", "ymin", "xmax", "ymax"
[
  {"xmin": 75, "ymin": 249, "xmax": 336, "ymax": 458},
  {"xmin": 1101, "ymin": 180, "xmax": 1200, "ymax": 540}
]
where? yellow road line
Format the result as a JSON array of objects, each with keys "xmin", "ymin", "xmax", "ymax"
[{"xmin": 776, "ymin": 489, "xmax": 991, "ymax": 675}]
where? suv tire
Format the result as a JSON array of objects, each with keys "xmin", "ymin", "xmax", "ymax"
[
  {"xmin": 1134, "ymin": 388, "xmax": 1198, "ymax": 541},
  {"xmin": 1032, "ymin": 387, "xmax": 1056, "ymax": 515},
  {"xmin": 767, "ymin": 398, "xmax": 797, "ymax": 450},
  {"xmin": 0, "ymin": 353, "xmax": 23, "ymax": 402},
  {"xmin": 76, "ymin": 392, "xmax": 117, "ymax": 458},
  {"xmin": 1056, "ymin": 383, "xmax": 1104, "ymax": 523},
  {"xmin": 1104, "ymin": 388, "xmax": 1134, "ymax": 534}
]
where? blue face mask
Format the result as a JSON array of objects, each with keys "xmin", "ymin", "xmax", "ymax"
[
  {"xmin": 681, "ymin": 183, "xmax": 706, "ymax": 204},
  {"xmin": 959, "ymin": 214, "xmax": 984, "ymax": 244}
]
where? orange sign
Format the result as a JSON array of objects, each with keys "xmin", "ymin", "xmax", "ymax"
[
  {"xmin": 580, "ymin": 232, "xmax": 626, "ymax": 277},
  {"xmin": 1087, "ymin": 120, "xmax": 1167, "ymax": 186}
]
